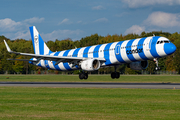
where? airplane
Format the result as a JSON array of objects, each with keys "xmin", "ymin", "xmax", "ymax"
[{"xmin": 4, "ymin": 26, "xmax": 176, "ymax": 79}]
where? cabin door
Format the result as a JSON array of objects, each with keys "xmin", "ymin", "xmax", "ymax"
[{"xmin": 115, "ymin": 44, "xmax": 120, "ymax": 55}]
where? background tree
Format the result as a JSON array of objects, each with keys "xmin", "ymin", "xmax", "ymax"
[
  {"xmin": 146, "ymin": 60, "xmax": 156, "ymax": 74},
  {"xmin": 13, "ymin": 56, "xmax": 24, "ymax": 74}
]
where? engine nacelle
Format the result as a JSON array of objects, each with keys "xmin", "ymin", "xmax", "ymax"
[
  {"xmin": 128, "ymin": 61, "xmax": 148, "ymax": 70},
  {"xmin": 81, "ymin": 59, "xmax": 100, "ymax": 71}
]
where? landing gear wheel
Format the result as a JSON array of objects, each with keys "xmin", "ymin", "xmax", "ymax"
[
  {"xmin": 79, "ymin": 73, "xmax": 84, "ymax": 80},
  {"xmin": 79, "ymin": 72, "xmax": 88, "ymax": 80},
  {"xmin": 111, "ymin": 72, "xmax": 116, "ymax": 79},
  {"xmin": 111, "ymin": 72, "xmax": 120, "ymax": 79},
  {"xmin": 115, "ymin": 72, "xmax": 120, "ymax": 79},
  {"xmin": 84, "ymin": 73, "xmax": 88, "ymax": 80},
  {"xmin": 155, "ymin": 66, "xmax": 160, "ymax": 71}
]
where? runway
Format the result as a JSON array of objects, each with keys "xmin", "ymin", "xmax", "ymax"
[{"xmin": 0, "ymin": 82, "xmax": 180, "ymax": 89}]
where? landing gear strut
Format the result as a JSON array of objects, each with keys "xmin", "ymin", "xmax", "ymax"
[
  {"xmin": 111, "ymin": 66, "xmax": 120, "ymax": 79},
  {"xmin": 79, "ymin": 71, "xmax": 88, "ymax": 80},
  {"xmin": 154, "ymin": 58, "xmax": 160, "ymax": 70}
]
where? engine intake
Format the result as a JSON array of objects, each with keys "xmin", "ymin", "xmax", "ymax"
[
  {"xmin": 81, "ymin": 59, "xmax": 100, "ymax": 71},
  {"xmin": 128, "ymin": 61, "xmax": 148, "ymax": 70}
]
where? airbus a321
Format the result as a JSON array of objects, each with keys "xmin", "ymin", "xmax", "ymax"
[{"xmin": 4, "ymin": 26, "xmax": 176, "ymax": 79}]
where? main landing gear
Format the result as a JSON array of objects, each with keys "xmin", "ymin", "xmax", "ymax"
[
  {"xmin": 111, "ymin": 66, "xmax": 120, "ymax": 79},
  {"xmin": 111, "ymin": 72, "xmax": 120, "ymax": 79},
  {"xmin": 79, "ymin": 71, "xmax": 88, "ymax": 80},
  {"xmin": 154, "ymin": 58, "xmax": 160, "ymax": 70}
]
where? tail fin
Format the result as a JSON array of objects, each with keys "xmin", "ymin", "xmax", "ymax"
[{"xmin": 29, "ymin": 26, "xmax": 52, "ymax": 55}]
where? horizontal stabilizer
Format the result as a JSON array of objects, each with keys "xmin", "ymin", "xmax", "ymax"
[
  {"xmin": 7, "ymin": 58, "xmax": 36, "ymax": 62},
  {"xmin": 4, "ymin": 40, "xmax": 12, "ymax": 53}
]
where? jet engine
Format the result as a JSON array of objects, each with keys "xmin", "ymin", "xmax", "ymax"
[
  {"xmin": 128, "ymin": 61, "xmax": 148, "ymax": 70},
  {"xmin": 81, "ymin": 59, "xmax": 100, "ymax": 71}
]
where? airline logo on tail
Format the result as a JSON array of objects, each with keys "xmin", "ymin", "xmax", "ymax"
[{"xmin": 34, "ymin": 35, "xmax": 38, "ymax": 45}]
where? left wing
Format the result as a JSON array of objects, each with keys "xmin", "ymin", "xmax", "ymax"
[{"xmin": 4, "ymin": 40, "xmax": 106, "ymax": 65}]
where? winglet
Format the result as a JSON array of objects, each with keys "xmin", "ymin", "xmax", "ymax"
[{"xmin": 4, "ymin": 40, "xmax": 12, "ymax": 52}]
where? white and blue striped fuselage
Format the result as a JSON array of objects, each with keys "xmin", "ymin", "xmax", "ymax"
[
  {"xmin": 32, "ymin": 36, "xmax": 176, "ymax": 71},
  {"xmin": 4, "ymin": 26, "xmax": 176, "ymax": 79}
]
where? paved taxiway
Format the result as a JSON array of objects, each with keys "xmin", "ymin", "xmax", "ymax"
[{"xmin": 0, "ymin": 82, "xmax": 180, "ymax": 89}]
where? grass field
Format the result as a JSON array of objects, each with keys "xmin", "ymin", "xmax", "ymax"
[
  {"xmin": 0, "ymin": 87, "xmax": 179, "ymax": 120},
  {"xmin": 0, "ymin": 75, "xmax": 180, "ymax": 119},
  {"xmin": 0, "ymin": 74, "xmax": 180, "ymax": 83}
]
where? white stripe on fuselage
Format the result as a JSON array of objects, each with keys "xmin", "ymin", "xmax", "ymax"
[
  {"xmin": 58, "ymin": 51, "xmax": 66, "ymax": 70},
  {"xmin": 88, "ymin": 45, "xmax": 96, "ymax": 58},
  {"xmin": 78, "ymin": 47, "xmax": 86, "ymax": 58},
  {"xmin": 143, "ymin": 37, "xmax": 154, "ymax": 59},
  {"xmin": 99, "ymin": 44, "xmax": 107, "ymax": 66},
  {"xmin": 67, "ymin": 49, "xmax": 78, "ymax": 70},
  {"xmin": 131, "ymin": 38, "xmax": 143, "ymax": 61},
  {"xmin": 40, "ymin": 60, "xmax": 45, "ymax": 68},
  {"xmin": 48, "ymin": 52, "xmax": 56, "ymax": 70},
  {"xmin": 99, "ymin": 44, "xmax": 107, "ymax": 58},
  {"xmin": 121, "ymin": 40, "xmax": 131, "ymax": 63},
  {"xmin": 156, "ymin": 37, "xmax": 167, "ymax": 57},
  {"xmin": 109, "ymin": 42, "xmax": 118, "ymax": 64}
]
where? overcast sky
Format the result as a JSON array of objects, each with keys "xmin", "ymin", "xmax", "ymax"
[{"xmin": 0, "ymin": 0, "xmax": 180, "ymax": 41}]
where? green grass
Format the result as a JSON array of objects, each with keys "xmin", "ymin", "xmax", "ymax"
[
  {"xmin": 0, "ymin": 87, "xmax": 179, "ymax": 120},
  {"xmin": 0, "ymin": 75, "xmax": 180, "ymax": 83}
]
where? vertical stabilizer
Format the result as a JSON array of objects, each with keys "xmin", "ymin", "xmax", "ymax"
[{"xmin": 29, "ymin": 26, "xmax": 52, "ymax": 55}]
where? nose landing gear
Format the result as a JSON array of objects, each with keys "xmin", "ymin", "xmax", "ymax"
[{"xmin": 154, "ymin": 58, "xmax": 161, "ymax": 70}]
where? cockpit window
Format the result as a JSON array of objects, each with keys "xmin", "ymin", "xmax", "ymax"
[
  {"xmin": 157, "ymin": 40, "xmax": 170, "ymax": 44},
  {"xmin": 164, "ymin": 40, "xmax": 170, "ymax": 43}
]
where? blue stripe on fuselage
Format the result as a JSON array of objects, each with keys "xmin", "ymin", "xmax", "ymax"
[
  {"xmin": 126, "ymin": 39, "xmax": 136, "ymax": 61},
  {"xmin": 63, "ymin": 50, "xmax": 72, "ymax": 70},
  {"xmin": 150, "ymin": 36, "xmax": 160, "ymax": 58},
  {"xmin": 104, "ymin": 43, "xmax": 113, "ymax": 65},
  {"xmin": 37, "ymin": 61, "xmax": 42, "ymax": 67},
  {"xmin": 72, "ymin": 48, "xmax": 81, "ymax": 69},
  {"xmin": 45, "ymin": 60, "xmax": 51, "ymax": 69},
  {"xmin": 44, "ymin": 52, "xmax": 53, "ymax": 70},
  {"xmin": 83, "ymin": 46, "xmax": 91, "ymax": 58},
  {"xmin": 73, "ymin": 48, "xmax": 81, "ymax": 57},
  {"xmin": 53, "ymin": 51, "xmax": 61, "ymax": 71},
  {"xmin": 48, "ymin": 50, "xmax": 53, "ymax": 55},
  {"xmin": 137, "ymin": 37, "xmax": 148, "ymax": 60},
  {"xmin": 93, "ymin": 44, "xmax": 102, "ymax": 58}
]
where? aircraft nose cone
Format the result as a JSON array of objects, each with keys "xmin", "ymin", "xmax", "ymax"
[{"xmin": 164, "ymin": 43, "xmax": 176, "ymax": 55}]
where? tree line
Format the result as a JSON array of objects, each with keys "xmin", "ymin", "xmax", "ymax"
[{"xmin": 0, "ymin": 31, "xmax": 179, "ymax": 74}]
